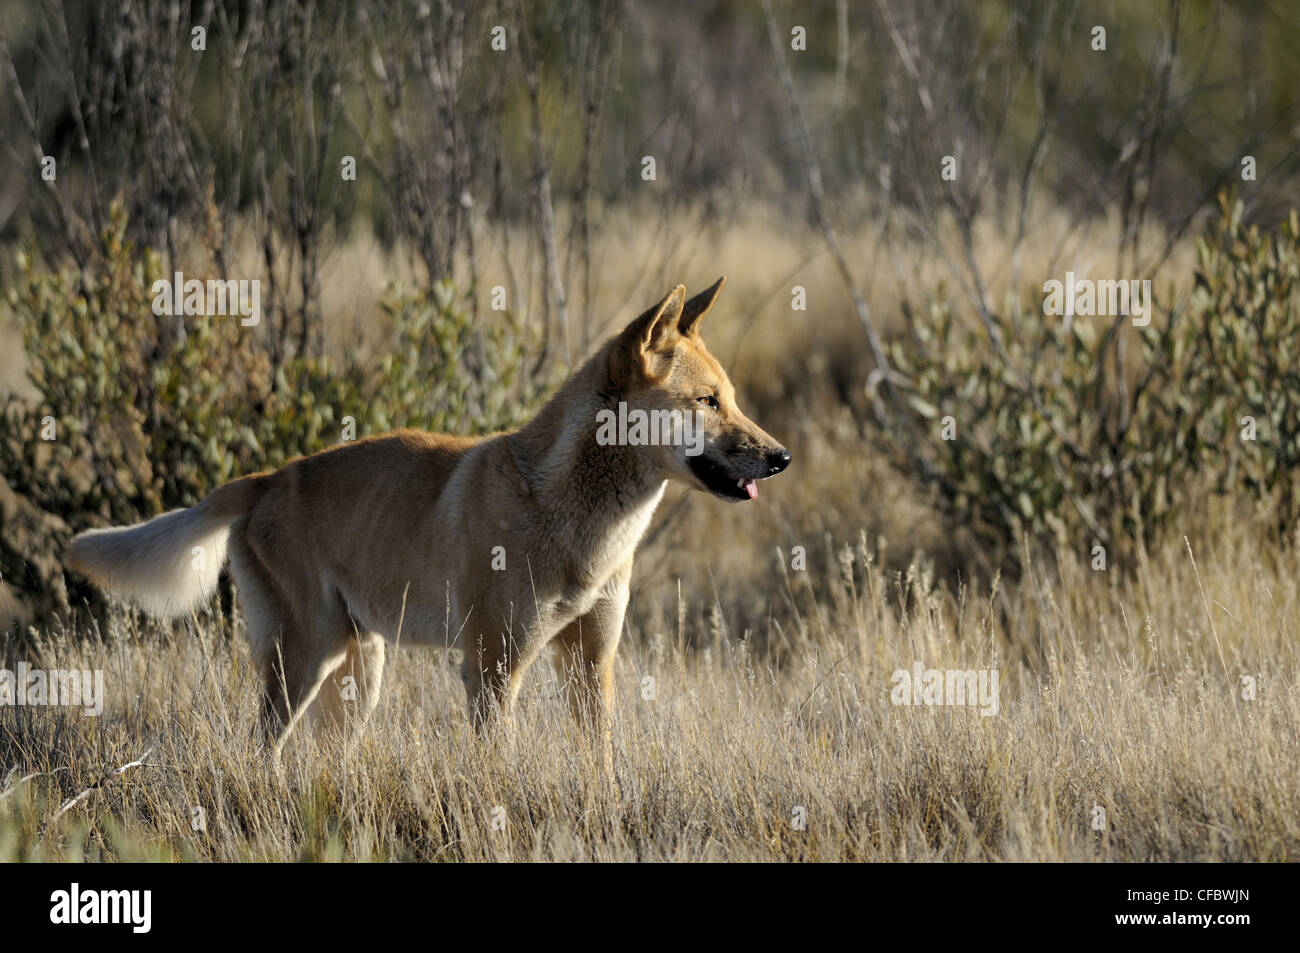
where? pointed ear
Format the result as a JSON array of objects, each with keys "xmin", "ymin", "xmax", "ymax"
[
  {"xmin": 678, "ymin": 276, "xmax": 726, "ymax": 336},
  {"xmin": 630, "ymin": 284, "xmax": 686, "ymax": 352},
  {"xmin": 608, "ymin": 285, "xmax": 686, "ymax": 387}
]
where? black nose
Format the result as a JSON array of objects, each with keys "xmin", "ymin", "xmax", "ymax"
[{"xmin": 766, "ymin": 448, "xmax": 792, "ymax": 475}]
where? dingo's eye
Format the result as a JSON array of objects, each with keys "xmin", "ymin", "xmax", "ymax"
[{"xmin": 697, "ymin": 394, "xmax": 719, "ymax": 411}]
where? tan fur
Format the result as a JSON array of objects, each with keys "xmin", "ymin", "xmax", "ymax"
[{"xmin": 65, "ymin": 279, "xmax": 791, "ymax": 762}]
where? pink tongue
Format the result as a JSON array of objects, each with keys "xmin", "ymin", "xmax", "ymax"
[{"xmin": 744, "ymin": 479, "xmax": 758, "ymax": 500}]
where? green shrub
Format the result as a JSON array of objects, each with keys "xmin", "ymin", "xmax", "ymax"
[
  {"xmin": 1, "ymin": 203, "xmax": 550, "ymax": 631},
  {"xmin": 886, "ymin": 194, "xmax": 1300, "ymax": 564},
  {"xmin": 1188, "ymin": 199, "xmax": 1300, "ymax": 532}
]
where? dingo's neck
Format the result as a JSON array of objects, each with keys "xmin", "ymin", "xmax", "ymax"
[{"xmin": 509, "ymin": 342, "xmax": 667, "ymax": 528}]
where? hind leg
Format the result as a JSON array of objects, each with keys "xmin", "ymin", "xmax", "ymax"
[
  {"xmin": 229, "ymin": 528, "xmax": 348, "ymax": 757},
  {"xmin": 260, "ymin": 630, "xmax": 350, "ymax": 757},
  {"xmin": 310, "ymin": 632, "xmax": 386, "ymax": 738}
]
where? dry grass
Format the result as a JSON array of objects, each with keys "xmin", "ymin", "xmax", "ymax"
[{"xmin": 3, "ymin": 507, "xmax": 1296, "ymax": 862}]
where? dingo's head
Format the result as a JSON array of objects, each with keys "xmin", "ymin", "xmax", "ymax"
[{"xmin": 605, "ymin": 278, "xmax": 791, "ymax": 501}]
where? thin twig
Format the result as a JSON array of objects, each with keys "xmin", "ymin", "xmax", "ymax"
[{"xmin": 47, "ymin": 744, "xmax": 157, "ymax": 828}]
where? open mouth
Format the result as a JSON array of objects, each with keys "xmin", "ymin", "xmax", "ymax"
[{"xmin": 688, "ymin": 455, "xmax": 759, "ymax": 501}]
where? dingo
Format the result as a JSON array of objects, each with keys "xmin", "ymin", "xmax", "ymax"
[{"xmin": 65, "ymin": 279, "xmax": 790, "ymax": 758}]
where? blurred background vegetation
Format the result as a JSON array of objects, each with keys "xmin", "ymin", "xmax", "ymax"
[{"xmin": 2, "ymin": 0, "xmax": 1299, "ymax": 647}]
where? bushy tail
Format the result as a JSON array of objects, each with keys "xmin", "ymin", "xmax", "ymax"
[{"xmin": 65, "ymin": 476, "xmax": 264, "ymax": 618}]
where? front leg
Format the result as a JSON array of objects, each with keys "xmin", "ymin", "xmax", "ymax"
[
  {"xmin": 463, "ymin": 612, "xmax": 552, "ymax": 731},
  {"xmin": 551, "ymin": 567, "xmax": 630, "ymax": 769}
]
